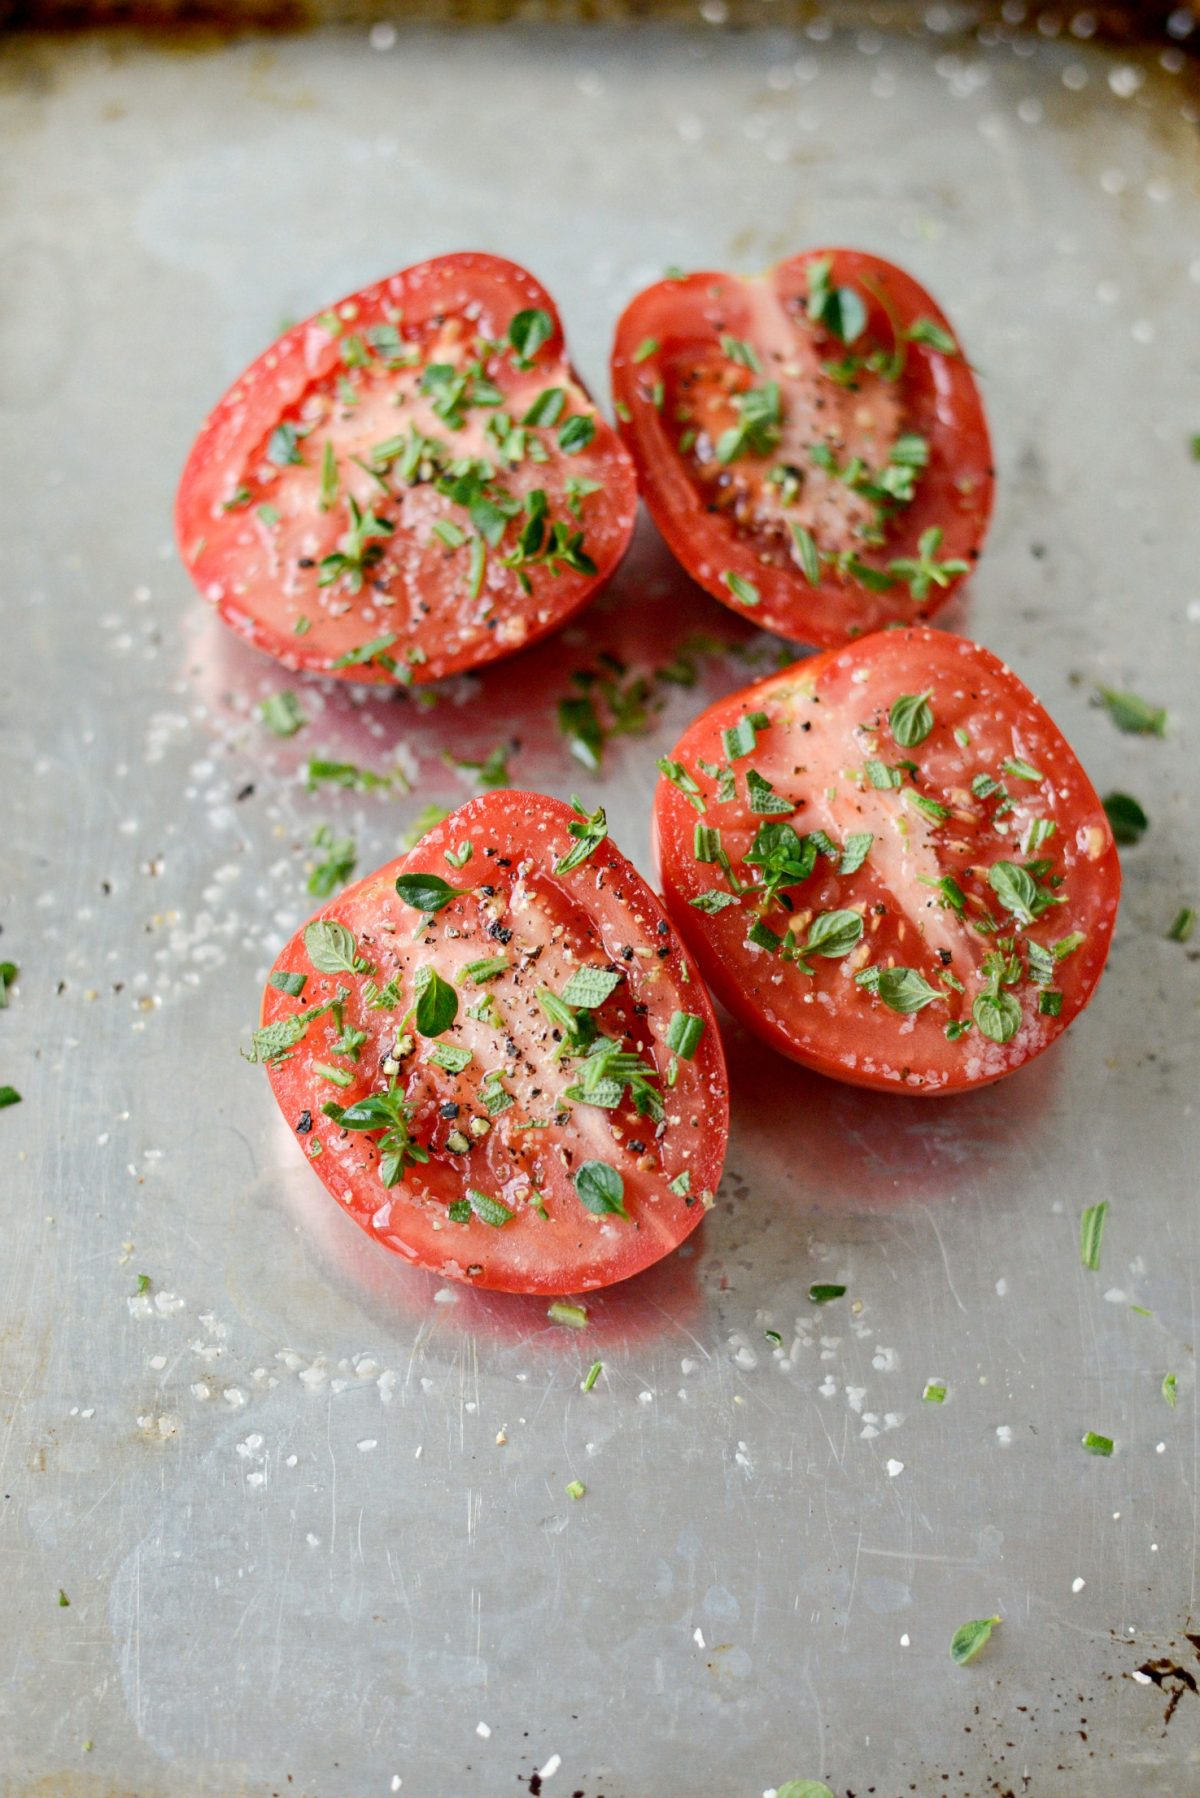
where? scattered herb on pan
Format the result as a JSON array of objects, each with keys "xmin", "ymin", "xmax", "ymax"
[
  {"xmin": 950, "ymin": 1616, "xmax": 1000, "ymax": 1665},
  {"xmin": 259, "ymin": 690, "xmax": 306, "ymax": 737},
  {"xmin": 1102, "ymin": 792, "xmax": 1148, "ymax": 846},
  {"xmin": 1095, "ymin": 685, "xmax": 1167, "ymax": 737},
  {"xmin": 1081, "ymin": 1431, "xmax": 1114, "ymax": 1457},
  {"xmin": 1079, "ymin": 1200, "xmax": 1108, "ymax": 1273}
]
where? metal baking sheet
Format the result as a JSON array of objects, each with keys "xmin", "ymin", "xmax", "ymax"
[{"xmin": 2, "ymin": 20, "xmax": 1199, "ymax": 1796}]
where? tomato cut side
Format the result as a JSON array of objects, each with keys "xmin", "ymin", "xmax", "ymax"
[
  {"xmin": 612, "ymin": 250, "xmax": 994, "ymax": 648},
  {"xmin": 258, "ymin": 792, "xmax": 729, "ymax": 1293},
  {"xmin": 178, "ymin": 253, "xmax": 637, "ymax": 685},
  {"xmin": 654, "ymin": 627, "xmax": 1120, "ymax": 1095}
]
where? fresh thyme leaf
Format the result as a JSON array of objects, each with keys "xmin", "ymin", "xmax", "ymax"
[
  {"xmin": 1079, "ymin": 1200, "xmax": 1108, "ymax": 1272},
  {"xmin": 547, "ymin": 1300, "xmax": 589, "ymax": 1329},
  {"xmin": 923, "ymin": 1382, "xmax": 947, "ymax": 1404},
  {"xmin": 839, "ymin": 832, "xmax": 873, "ymax": 875},
  {"xmin": 1163, "ymin": 1373, "xmax": 1178, "ymax": 1409},
  {"xmin": 656, "ymin": 757, "xmax": 706, "ymax": 813},
  {"xmin": 809, "ymin": 1283, "xmax": 846, "ymax": 1304},
  {"xmin": 790, "ymin": 523, "xmax": 821, "ymax": 585},
  {"xmin": 1081, "ymin": 1431, "xmax": 1113, "ymax": 1457},
  {"xmin": 907, "ymin": 317, "xmax": 958, "ymax": 355}
]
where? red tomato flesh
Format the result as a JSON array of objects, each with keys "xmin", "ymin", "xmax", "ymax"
[
  {"xmin": 177, "ymin": 253, "xmax": 637, "ymax": 685},
  {"xmin": 654, "ymin": 627, "xmax": 1120, "ymax": 1095},
  {"xmin": 612, "ymin": 250, "xmax": 994, "ymax": 648},
  {"xmin": 258, "ymin": 792, "xmax": 729, "ymax": 1293}
]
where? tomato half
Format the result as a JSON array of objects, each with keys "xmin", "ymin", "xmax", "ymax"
[
  {"xmin": 256, "ymin": 792, "xmax": 729, "ymax": 1293},
  {"xmin": 177, "ymin": 253, "xmax": 637, "ymax": 686},
  {"xmin": 611, "ymin": 250, "xmax": 994, "ymax": 648},
  {"xmin": 653, "ymin": 627, "xmax": 1120, "ymax": 1095}
]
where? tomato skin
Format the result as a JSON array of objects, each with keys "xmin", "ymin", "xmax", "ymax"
[
  {"xmin": 261, "ymin": 792, "xmax": 728, "ymax": 1294},
  {"xmin": 654, "ymin": 628, "xmax": 1120, "ymax": 1096},
  {"xmin": 177, "ymin": 253, "xmax": 637, "ymax": 685},
  {"xmin": 611, "ymin": 249, "xmax": 994, "ymax": 648}
]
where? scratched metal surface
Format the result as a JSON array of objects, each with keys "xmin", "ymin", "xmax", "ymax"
[{"xmin": 2, "ymin": 20, "xmax": 1200, "ymax": 1798}]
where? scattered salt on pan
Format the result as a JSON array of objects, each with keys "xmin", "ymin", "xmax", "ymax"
[
  {"xmin": 476, "ymin": 1722, "xmax": 491, "ymax": 1738},
  {"xmin": 1156, "ymin": 1442, "xmax": 1166, "ymax": 1454},
  {"xmin": 358, "ymin": 1438, "xmax": 378, "ymax": 1453},
  {"xmin": 681, "ymin": 1358, "xmax": 698, "ymax": 1375},
  {"xmin": 433, "ymin": 1288, "xmax": 456, "ymax": 1304},
  {"xmin": 539, "ymin": 1755, "xmax": 561, "ymax": 1779},
  {"xmin": 306, "ymin": 1533, "xmax": 321, "ymax": 1547},
  {"xmin": 1072, "ymin": 1578, "xmax": 1086, "ymax": 1593},
  {"xmin": 223, "ymin": 1388, "xmax": 248, "ymax": 1409},
  {"xmin": 900, "ymin": 1633, "xmax": 911, "ymax": 1647},
  {"xmin": 1132, "ymin": 1669, "xmax": 1153, "ymax": 1684},
  {"xmin": 391, "ymin": 1774, "xmax": 403, "ymax": 1790},
  {"xmin": 995, "ymin": 1278, "xmax": 1008, "ymax": 1297},
  {"xmin": 378, "ymin": 1370, "xmax": 398, "ymax": 1403},
  {"xmin": 886, "ymin": 1459, "xmax": 904, "ymax": 1477},
  {"xmin": 638, "ymin": 1390, "xmax": 654, "ymax": 1405},
  {"xmin": 693, "ymin": 1627, "xmax": 705, "ymax": 1647},
  {"xmin": 996, "ymin": 1426, "xmax": 1013, "ymax": 1446}
]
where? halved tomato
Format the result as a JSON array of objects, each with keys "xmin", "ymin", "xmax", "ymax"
[
  {"xmin": 654, "ymin": 627, "xmax": 1120, "ymax": 1095},
  {"xmin": 612, "ymin": 250, "xmax": 993, "ymax": 647},
  {"xmin": 254, "ymin": 792, "xmax": 729, "ymax": 1293},
  {"xmin": 177, "ymin": 254, "xmax": 637, "ymax": 685}
]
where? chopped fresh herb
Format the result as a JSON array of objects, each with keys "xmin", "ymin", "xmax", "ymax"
[
  {"xmin": 574, "ymin": 1159, "xmax": 628, "ymax": 1219},
  {"xmin": 303, "ymin": 758, "xmax": 398, "ymax": 794},
  {"xmin": 1081, "ymin": 1431, "xmax": 1113, "ymax": 1457},
  {"xmin": 856, "ymin": 965, "xmax": 941, "ymax": 1013},
  {"xmin": 547, "ymin": 1300, "xmax": 588, "ymax": 1330},
  {"xmin": 722, "ymin": 711, "xmax": 770, "ymax": 761},
  {"xmin": 561, "ymin": 966, "xmax": 621, "ymax": 1010},
  {"xmin": 313, "ymin": 1062, "xmax": 353, "ymax": 1088},
  {"xmin": 428, "ymin": 1042, "xmax": 472, "ymax": 1074},
  {"xmin": 335, "ymin": 1084, "xmax": 429, "ymax": 1187},
  {"xmin": 522, "ymin": 387, "xmax": 565, "ymax": 427},
  {"xmin": 716, "ymin": 381, "xmax": 781, "ymax": 464},
  {"xmin": 394, "ymin": 872, "xmax": 468, "ymax": 914},
  {"xmin": 907, "ymin": 317, "xmax": 958, "ymax": 355},
  {"xmin": 554, "ymin": 798, "xmax": 608, "ymax": 874},
  {"xmin": 889, "ymin": 690, "xmax": 934, "ymax": 748},
  {"xmin": 665, "ymin": 1011, "xmax": 705, "ymax": 1059},
  {"xmin": 720, "ymin": 333, "xmax": 762, "ymax": 372},
  {"xmin": 460, "ymin": 954, "xmax": 509, "ymax": 986},
  {"xmin": 259, "ymin": 690, "xmax": 306, "ymax": 738},
  {"xmin": 398, "ymin": 804, "xmax": 450, "ymax": 851},
  {"xmin": 467, "ymin": 1186, "xmax": 514, "ymax": 1227},
  {"xmin": 1079, "ymin": 1201, "xmax": 1108, "ymax": 1271},
  {"xmin": 801, "ymin": 910, "xmax": 864, "ymax": 962},
  {"xmin": 558, "ymin": 413, "xmax": 596, "ymax": 455},
  {"xmin": 887, "ymin": 527, "xmax": 969, "ymax": 601},
  {"xmin": 656, "ymin": 757, "xmax": 706, "ymax": 813},
  {"xmin": 267, "ymin": 421, "xmax": 305, "ymax": 467},
  {"xmin": 807, "ymin": 256, "xmax": 867, "ymax": 345},
  {"xmin": 1038, "ymin": 990, "xmax": 1062, "ymax": 1017},
  {"xmin": 268, "ymin": 970, "xmax": 308, "ymax": 998},
  {"xmin": 690, "ymin": 889, "xmax": 741, "ymax": 914},
  {"xmin": 923, "ymin": 1382, "xmax": 947, "ymax": 1404},
  {"xmin": 973, "ymin": 980, "xmax": 1022, "ymax": 1045},
  {"xmin": 412, "ymin": 965, "xmax": 458, "ymax": 1037},
  {"xmin": 303, "ymin": 920, "xmax": 367, "ymax": 975},
  {"xmin": 669, "ymin": 1171, "xmax": 691, "ymax": 1196},
  {"xmin": 1102, "ymin": 792, "xmax": 1148, "ymax": 846},
  {"xmin": 745, "ymin": 768, "xmax": 793, "ymax": 816},
  {"xmin": 582, "ymin": 1360, "xmax": 603, "ymax": 1392},
  {"xmin": 58, "ymin": 1589, "xmax": 71, "ymax": 1608},
  {"xmin": 790, "ymin": 523, "xmax": 821, "ymax": 584},
  {"xmin": 1002, "ymin": 756, "xmax": 1043, "ymax": 783},
  {"xmin": 1166, "ymin": 906, "xmax": 1195, "ymax": 943},
  {"xmin": 136, "ymin": 1272, "xmax": 152, "ymax": 1294},
  {"xmin": 1095, "ymin": 685, "xmax": 1167, "ymax": 737},
  {"xmin": 508, "ymin": 307, "xmax": 553, "ymax": 365},
  {"xmin": 445, "ymin": 742, "xmax": 512, "ymax": 791},
  {"xmin": 565, "ymin": 1479, "xmax": 586, "ymax": 1500},
  {"xmin": 723, "ymin": 571, "xmax": 760, "ymax": 608},
  {"xmin": 0, "ymin": 1085, "xmax": 22, "ymax": 1109},
  {"xmin": 839, "ymin": 832, "xmax": 873, "ymax": 875},
  {"xmin": 865, "ymin": 759, "xmax": 902, "ymax": 790},
  {"xmin": 809, "ymin": 1283, "xmax": 846, "ymax": 1304},
  {"xmin": 318, "ymin": 498, "xmax": 394, "ymax": 595},
  {"xmin": 330, "ymin": 632, "xmax": 399, "ymax": 671},
  {"xmin": 633, "ymin": 337, "xmax": 659, "ymax": 363},
  {"xmin": 1163, "ymin": 1373, "xmax": 1178, "ymax": 1409},
  {"xmin": 306, "ymin": 825, "xmax": 356, "ymax": 899},
  {"xmin": 950, "ymin": 1617, "xmax": 1000, "ymax": 1665}
]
